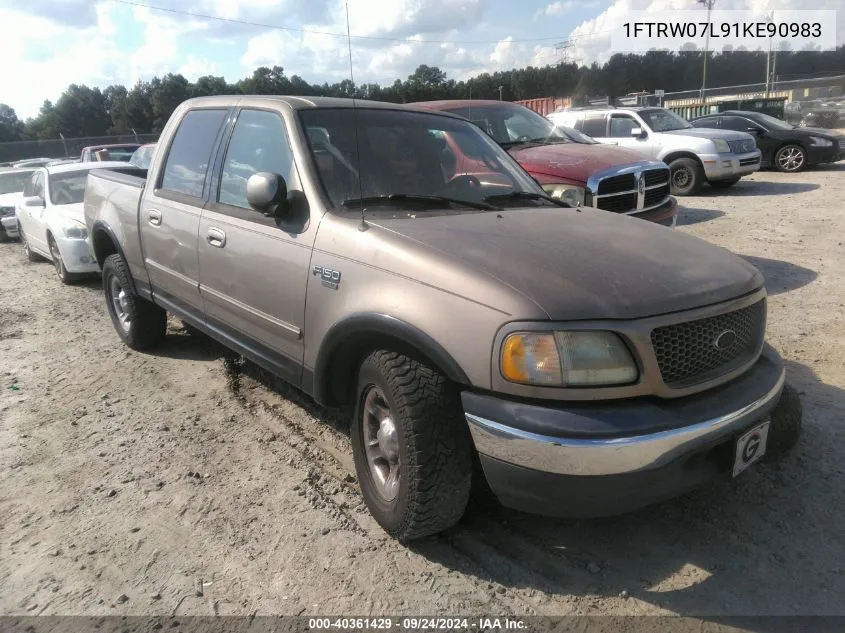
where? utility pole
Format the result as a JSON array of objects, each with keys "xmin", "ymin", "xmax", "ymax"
[
  {"xmin": 765, "ymin": 11, "xmax": 774, "ymax": 97},
  {"xmin": 498, "ymin": 85, "xmax": 503, "ymax": 101},
  {"xmin": 697, "ymin": 0, "xmax": 716, "ymax": 103},
  {"xmin": 554, "ymin": 39, "xmax": 574, "ymax": 64}
]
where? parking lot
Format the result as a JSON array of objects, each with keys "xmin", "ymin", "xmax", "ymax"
[{"xmin": 1, "ymin": 163, "xmax": 844, "ymax": 618}]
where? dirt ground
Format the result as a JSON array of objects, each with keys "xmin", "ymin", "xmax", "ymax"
[{"xmin": 1, "ymin": 164, "xmax": 844, "ymax": 621}]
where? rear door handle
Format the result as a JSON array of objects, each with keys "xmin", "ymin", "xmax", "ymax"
[
  {"xmin": 147, "ymin": 209, "xmax": 162, "ymax": 226},
  {"xmin": 206, "ymin": 227, "xmax": 226, "ymax": 248}
]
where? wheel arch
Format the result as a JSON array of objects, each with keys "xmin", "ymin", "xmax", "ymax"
[
  {"xmin": 91, "ymin": 221, "xmax": 138, "ymax": 295},
  {"xmin": 662, "ymin": 151, "xmax": 704, "ymax": 167},
  {"xmin": 312, "ymin": 313, "xmax": 471, "ymax": 408}
]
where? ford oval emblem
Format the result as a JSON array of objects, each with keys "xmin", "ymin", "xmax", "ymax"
[{"xmin": 713, "ymin": 330, "xmax": 737, "ymax": 350}]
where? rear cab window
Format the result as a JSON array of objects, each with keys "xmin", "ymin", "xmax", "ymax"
[
  {"xmin": 581, "ymin": 114, "xmax": 608, "ymax": 137},
  {"xmin": 158, "ymin": 109, "xmax": 228, "ymax": 201}
]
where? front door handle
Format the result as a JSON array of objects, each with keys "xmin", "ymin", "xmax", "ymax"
[
  {"xmin": 147, "ymin": 209, "xmax": 162, "ymax": 226},
  {"xmin": 206, "ymin": 227, "xmax": 226, "ymax": 248}
]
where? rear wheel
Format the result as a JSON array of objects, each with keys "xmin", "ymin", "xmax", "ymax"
[
  {"xmin": 351, "ymin": 350, "xmax": 473, "ymax": 541},
  {"xmin": 669, "ymin": 157, "xmax": 704, "ymax": 195},
  {"xmin": 48, "ymin": 234, "xmax": 76, "ymax": 285},
  {"xmin": 709, "ymin": 176, "xmax": 741, "ymax": 189},
  {"xmin": 774, "ymin": 144, "xmax": 806, "ymax": 173},
  {"xmin": 20, "ymin": 227, "xmax": 41, "ymax": 262},
  {"xmin": 102, "ymin": 253, "xmax": 167, "ymax": 350}
]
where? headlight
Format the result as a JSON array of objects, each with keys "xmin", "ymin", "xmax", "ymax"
[
  {"xmin": 500, "ymin": 330, "xmax": 638, "ymax": 387},
  {"xmin": 542, "ymin": 183, "xmax": 586, "ymax": 207},
  {"xmin": 713, "ymin": 139, "xmax": 731, "ymax": 153},
  {"xmin": 0, "ymin": 206, "xmax": 14, "ymax": 218},
  {"xmin": 60, "ymin": 219, "xmax": 88, "ymax": 239},
  {"xmin": 809, "ymin": 136, "xmax": 833, "ymax": 147}
]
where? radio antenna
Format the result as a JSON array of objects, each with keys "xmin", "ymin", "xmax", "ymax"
[{"xmin": 345, "ymin": 2, "xmax": 367, "ymax": 231}]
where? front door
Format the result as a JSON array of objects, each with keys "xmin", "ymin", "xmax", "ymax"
[
  {"xmin": 17, "ymin": 171, "xmax": 48, "ymax": 254},
  {"xmin": 606, "ymin": 113, "xmax": 658, "ymax": 159},
  {"xmin": 197, "ymin": 108, "xmax": 315, "ymax": 384},
  {"xmin": 140, "ymin": 108, "xmax": 229, "ymax": 315}
]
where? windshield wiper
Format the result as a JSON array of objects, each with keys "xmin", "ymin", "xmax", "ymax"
[
  {"xmin": 340, "ymin": 194, "xmax": 497, "ymax": 211},
  {"xmin": 484, "ymin": 191, "xmax": 570, "ymax": 208}
]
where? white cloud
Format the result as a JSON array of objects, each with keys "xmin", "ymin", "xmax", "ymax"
[{"xmin": 179, "ymin": 55, "xmax": 221, "ymax": 80}]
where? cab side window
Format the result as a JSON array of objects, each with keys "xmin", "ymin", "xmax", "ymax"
[
  {"xmin": 581, "ymin": 114, "xmax": 608, "ymax": 138},
  {"xmin": 721, "ymin": 116, "xmax": 754, "ymax": 132},
  {"xmin": 160, "ymin": 109, "xmax": 228, "ymax": 198},
  {"xmin": 219, "ymin": 109, "xmax": 295, "ymax": 209},
  {"xmin": 608, "ymin": 115, "xmax": 637, "ymax": 138}
]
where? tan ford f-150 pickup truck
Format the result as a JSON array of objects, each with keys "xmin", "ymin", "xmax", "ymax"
[{"xmin": 84, "ymin": 96, "xmax": 802, "ymax": 541}]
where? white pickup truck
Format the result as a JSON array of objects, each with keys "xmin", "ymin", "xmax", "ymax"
[{"xmin": 549, "ymin": 106, "xmax": 762, "ymax": 195}]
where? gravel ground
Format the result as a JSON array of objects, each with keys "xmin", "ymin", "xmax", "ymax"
[{"xmin": 1, "ymin": 164, "xmax": 844, "ymax": 621}]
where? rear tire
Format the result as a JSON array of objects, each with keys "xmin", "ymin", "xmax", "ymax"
[
  {"xmin": 765, "ymin": 383, "xmax": 802, "ymax": 460},
  {"xmin": 102, "ymin": 253, "xmax": 167, "ymax": 350},
  {"xmin": 20, "ymin": 227, "xmax": 41, "ymax": 262},
  {"xmin": 709, "ymin": 177, "xmax": 741, "ymax": 189},
  {"xmin": 669, "ymin": 157, "xmax": 704, "ymax": 195},
  {"xmin": 351, "ymin": 350, "xmax": 473, "ymax": 541}
]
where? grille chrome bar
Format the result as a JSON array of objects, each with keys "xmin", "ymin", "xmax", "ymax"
[{"xmin": 587, "ymin": 160, "xmax": 672, "ymax": 215}]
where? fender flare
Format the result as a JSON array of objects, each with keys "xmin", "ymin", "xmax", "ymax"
[
  {"xmin": 91, "ymin": 220, "xmax": 138, "ymax": 295},
  {"xmin": 312, "ymin": 313, "xmax": 470, "ymax": 406}
]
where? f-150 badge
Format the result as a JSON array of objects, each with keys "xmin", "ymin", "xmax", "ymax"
[{"xmin": 313, "ymin": 265, "xmax": 341, "ymax": 290}]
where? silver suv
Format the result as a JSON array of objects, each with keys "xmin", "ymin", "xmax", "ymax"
[{"xmin": 549, "ymin": 107, "xmax": 762, "ymax": 195}]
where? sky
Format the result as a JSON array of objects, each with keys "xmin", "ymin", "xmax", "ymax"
[{"xmin": 0, "ymin": 0, "xmax": 842, "ymax": 120}]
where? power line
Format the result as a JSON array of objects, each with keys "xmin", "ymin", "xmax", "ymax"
[{"xmin": 110, "ymin": 0, "xmax": 571, "ymax": 45}]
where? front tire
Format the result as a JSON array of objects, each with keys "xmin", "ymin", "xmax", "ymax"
[
  {"xmin": 48, "ymin": 234, "xmax": 76, "ymax": 285},
  {"xmin": 669, "ymin": 157, "xmax": 704, "ymax": 195},
  {"xmin": 709, "ymin": 176, "xmax": 741, "ymax": 189},
  {"xmin": 102, "ymin": 253, "xmax": 167, "ymax": 350},
  {"xmin": 351, "ymin": 350, "xmax": 473, "ymax": 541},
  {"xmin": 774, "ymin": 144, "xmax": 806, "ymax": 173}
]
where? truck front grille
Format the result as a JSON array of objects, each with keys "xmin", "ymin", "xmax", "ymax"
[
  {"xmin": 838, "ymin": 139, "xmax": 845, "ymax": 150},
  {"xmin": 594, "ymin": 166, "xmax": 671, "ymax": 214},
  {"xmin": 651, "ymin": 299, "xmax": 766, "ymax": 388},
  {"xmin": 727, "ymin": 138, "xmax": 757, "ymax": 154},
  {"xmin": 739, "ymin": 156, "xmax": 760, "ymax": 166}
]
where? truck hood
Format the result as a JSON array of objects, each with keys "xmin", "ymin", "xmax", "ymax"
[
  {"xmin": 664, "ymin": 128, "xmax": 752, "ymax": 142},
  {"xmin": 369, "ymin": 208, "xmax": 763, "ymax": 321},
  {"xmin": 508, "ymin": 143, "xmax": 648, "ymax": 183}
]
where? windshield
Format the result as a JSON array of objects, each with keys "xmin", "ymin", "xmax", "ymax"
[
  {"xmin": 557, "ymin": 126, "xmax": 599, "ymax": 144},
  {"xmin": 639, "ymin": 108, "xmax": 693, "ymax": 132},
  {"xmin": 130, "ymin": 145, "xmax": 155, "ymax": 169},
  {"xmin": 300, "ymin": 108, "xmax": 547, "ymax": 210},
  {"xmin": 0, "ymin": 170, "xmax": 34, "ymax": 195},
  {"xmin": 442, "ymin": 104, "xmax": 569, "ymax": 147},
  {"xmin": 753, "ymin": 113, "xmax": 794, "ymax": 130}
]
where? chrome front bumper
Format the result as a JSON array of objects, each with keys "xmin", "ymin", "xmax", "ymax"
[{"xmin": 465, "ymin": 352, "xmax": 785, "ymax": 478}]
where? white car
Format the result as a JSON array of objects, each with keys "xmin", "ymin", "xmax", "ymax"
[
  {"xmin": 16, "ymin": 162, "xmax": 135, "ymax": 283},
  {"xmin": 0, "ymin": 168, "xmax": 36, "ymax": 241},
  {"xmin": 548, "ymin": 106, "xmax": 762, "ymax": 195}
]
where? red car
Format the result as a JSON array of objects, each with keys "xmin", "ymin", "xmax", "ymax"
[
  {"xmin": 412, "ymin": 100, "xmax": 678, "ymax": 226},
  {"xmin": 80, "ymin": 143, "xmax": 141, "ymax": 163}
]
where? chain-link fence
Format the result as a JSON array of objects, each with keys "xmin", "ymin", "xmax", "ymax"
[{"xmin": 0, "ymin": 133, "xmax": 160, "ymax": 164}]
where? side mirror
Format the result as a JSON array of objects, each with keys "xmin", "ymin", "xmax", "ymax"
[
  {"xmin": 22, "ymin": 195, "xmax": 44, "ymax": 208},
  {"xmin": 630, "ymin": 127, "xmax": 646, "ymax": 138},
  {"xmin": 246, "ymin": 172, "xmax": 288, "ymax": 218}
]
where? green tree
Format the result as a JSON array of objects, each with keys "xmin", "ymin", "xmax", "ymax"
[
  {"xmin": 150, "ymin": 74, "xmax": 189, "ymax": 132},
  {"xmin": 191, "ymin": 75, "xmax": 229, "ymax": 98},
  {"xmin": 0, "ymin": 104, "xmax": 23, "ymax": 142}
]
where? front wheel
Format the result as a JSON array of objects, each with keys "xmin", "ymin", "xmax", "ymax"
[
  {"xmin": 351, "ymin": 350, "xmax": 473, "ymax": 541},
  {"xmin": 709, "ymin": 177, "xmax": 741, "ymax": 189},
  {"xmin": 48, "ymin": 234, "xmax": 76, "ymax": 285},
  {"xmin": 774, "ymin": 144, "xmax": 806, "ymax": 173},
  {"xmin": 765, "ymin": 383, "xmax": 803, "ymax": 460},
  {"xmin": 669, "ymin": 157, "xmax": 704, "ymax": 196},
  {"xmin": 102, "ymin": 253, "xmax": 167, "ymax": 350}
]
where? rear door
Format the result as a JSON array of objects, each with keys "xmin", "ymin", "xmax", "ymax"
[
  {"xmin": 140, "ymin": 108, "xmax": 229, "ymax": 316},
  {"xmin": 197, "ymin": 107, "xmax": 315, "ymax": 384},
  {"xmin": 18, "ymin": 171, "xmax": 49, "ymax": 253}
]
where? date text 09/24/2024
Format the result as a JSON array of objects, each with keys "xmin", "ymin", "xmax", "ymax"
[{"xmin": 308, "ymin": 618, "xmax": 527, "ymax": 630}]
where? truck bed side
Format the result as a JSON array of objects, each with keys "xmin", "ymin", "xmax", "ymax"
[{"xmin": 83, "ymin": 168, "xmax": 150, "ymax": 288}]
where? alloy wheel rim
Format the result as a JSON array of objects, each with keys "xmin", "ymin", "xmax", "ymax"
[
  {"xmin": 50, "ymin": 240, "xmax": 63, "ymax": 278},
  {"xmin": 362, "ymin": 386, "xmax": 400, "ymax": 502},
  {"xmin": 109, "ymin": 275, "xmax": 131, "ymax": 333},
  {"xmin": 778, "ymin": 147, "xmax": 804, "ymax": 171}
]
